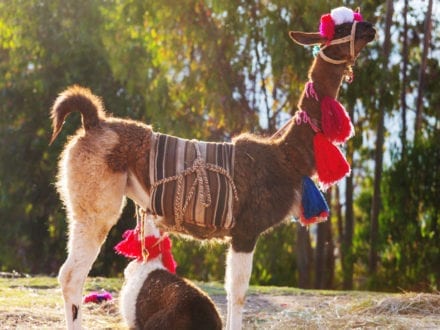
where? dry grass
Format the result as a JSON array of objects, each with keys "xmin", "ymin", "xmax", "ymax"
[
  {"xmin": 362, "ymin": 292, "xmax": 440, "ymax": 315},
  {"xmin": 0, "ymin": 275, "xmax": 438, "ymax": 329}
]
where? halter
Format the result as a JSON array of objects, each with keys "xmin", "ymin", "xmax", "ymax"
[{"xmin": 318, "ymin": 21, "xmax": 358, "ymax": 65}]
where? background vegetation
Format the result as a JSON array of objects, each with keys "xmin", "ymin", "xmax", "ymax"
[{"xmin": 0, "ymin": 0, "xmax": 438, "ymax": 292}]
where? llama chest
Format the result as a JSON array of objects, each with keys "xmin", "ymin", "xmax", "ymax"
[{"xmin": 149, "ymin": 133, "xmax": 237, "ymax": 232}]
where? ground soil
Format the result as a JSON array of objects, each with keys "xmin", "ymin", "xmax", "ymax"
[{"xmin": 0, "ymin": 276, "xmax": 439, "ymax": 329}]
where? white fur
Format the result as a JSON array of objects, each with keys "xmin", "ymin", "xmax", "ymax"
[
  {"xmin": 120, "ymin": 259, "xmax": 165, "ymax": 328},
  {"xmin": 125, "ymin": 171, "xmax": 150, "ymax": 210},
  {"xmin": 331, "ymin": 7, "xmax": 354, "ymax": 25},
  {"xmin": 225, "ymin": 248, "xmax": 254, "ymax": 330},
  {"xmin": 120, "ymin": 217, "xmax": 164, "ymax": 328}
]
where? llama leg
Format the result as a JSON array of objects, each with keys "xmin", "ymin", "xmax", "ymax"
[
  {"xmin": 225, "ymin": 244, "xmax": 255, "ymax": 330},
  {"xmin": 59, "ymin": 221, "xmax": 112, "ymax": 330},
  {"xmin": 58, "ymin": 170, "xmax": 126, "ymax": 330}
]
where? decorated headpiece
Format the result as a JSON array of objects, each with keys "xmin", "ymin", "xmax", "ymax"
[{"xmin": 319, "ymin": 7, "xmax": 363, "ymax": 41}]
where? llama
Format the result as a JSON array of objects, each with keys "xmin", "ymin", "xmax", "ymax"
[
  {"xmin": 50, "ymin": 7, "xmax": 375, "ymax": 330},
  {"xmin": 117, "ymin": 212, "xmax": 222, "ymax": 330}
]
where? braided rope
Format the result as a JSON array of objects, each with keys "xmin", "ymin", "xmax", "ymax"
[{"xmin": 136, "ymin": 207, "xmax": 149, "ymax": 262}]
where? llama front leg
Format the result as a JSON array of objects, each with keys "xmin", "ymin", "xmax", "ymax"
[{"xmin": 225, "ymin": 245, "xmax": 255, "ymax": 330}]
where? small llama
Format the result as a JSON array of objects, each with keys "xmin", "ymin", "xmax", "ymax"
[{"xmin": 116, "ymin": 211, "xmax": 222, "ymax": 330}]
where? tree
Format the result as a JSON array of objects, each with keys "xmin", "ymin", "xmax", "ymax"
[
  {"xmin": 400, "ymin": 0, "xmax": 409, "ymax": 158},
  {"xmin": 0, "ymin": 0, "xmax": 131, "ymax": 274},
  {"xmin": 369, "ymin": 0, "xmax": 393, "ymax": 278},
  {"xmin": 414, "ymin": 0, "xmax": 433, "ymax": 136}
]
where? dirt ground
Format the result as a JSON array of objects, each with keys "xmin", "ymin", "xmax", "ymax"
[{"xmin": 0, "ymin": 276, "xmax": 439, "ymax": 329}]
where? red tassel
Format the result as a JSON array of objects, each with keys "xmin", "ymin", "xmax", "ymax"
[
  {"xmin": 321, "ymin": 96, "xmax": 354, "ymax": 144},
  {"xmin": 314, "ymin": 133, "xmax": 350, "ymax": 188},
  {"xmin": 114, "ymin": 230, "xmax": 141, "ymax": 259},
  {"xmin": 299, "ymin": 211, "xmax": 329, "ymax": 226},
  {"xmin": 114, "ymin": 229, "xmax": 177, "ymax": 274}
]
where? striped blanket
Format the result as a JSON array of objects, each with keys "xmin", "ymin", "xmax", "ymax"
[{"xmin": 149, "ymin": 133, "xmax": 237, "ymax": 231}]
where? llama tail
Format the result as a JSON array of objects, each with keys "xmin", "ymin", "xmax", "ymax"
[{"xmin": 49, "ymin": 85, "xmax": 106, "ymax": 145}]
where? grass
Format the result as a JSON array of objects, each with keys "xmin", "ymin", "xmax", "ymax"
[{"xmin": 0, "ymin": 275, "xmax": 439, "ymax": 329}]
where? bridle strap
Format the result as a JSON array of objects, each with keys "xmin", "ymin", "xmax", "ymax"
[{"xmin": 319, "ymin": 21, "xmax": 358, "ymax": 65}]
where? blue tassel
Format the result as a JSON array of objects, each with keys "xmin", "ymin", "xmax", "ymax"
[{"xmin": 301, "ymin": 176, "xmax": 329, "ymax": 224}]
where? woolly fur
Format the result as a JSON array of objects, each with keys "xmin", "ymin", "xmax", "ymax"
[{"xmin": 120, "ymin": 259, "xmax": 166, "ymax": 328}]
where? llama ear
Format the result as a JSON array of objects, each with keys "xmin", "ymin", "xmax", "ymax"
[{"xmin": 289, "ymin": 31, "xmax": 326, "ymax": 46}]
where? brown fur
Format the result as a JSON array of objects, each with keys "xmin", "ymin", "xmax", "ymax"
[
  {"xmin": 135, "ymin": 269, "xmax": 222, "ymax": 330},
  {"xmin": 51, "ymin": 18, "xmax": 375, "ymax": 329}
]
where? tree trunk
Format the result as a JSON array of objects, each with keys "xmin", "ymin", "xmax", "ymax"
[
  {"xmin": 315, "ymin": 187, "xmax": 334, "ymax": 289},
  {"xmin": 315, "ymin": 221, "xmax": 325, "ymax": 289},
  {"xmin": 340, "ymin": 104, "xmax": 355, "ymax": 290},
  {"xmin": 343, "ymin": 164, "xmax": 354, "ymax": 289},
  {"xmin": 335, "ymin": 185, "xmax": 344, "ymax": 287},
  {"xmin": 369, "ymin": 0, "xmax": 394, "ymax": 277},
  {"xmin": 414, "ymin": 0, "xmax": 433, "ymax": 136},
  {"xmin": 324, "ymin": 209, "xmax": 335, "ymax": 289},
  {"xmin": 400, "ymin": 0, "xmax": 409, "ymax": 158},
  {"xmin": 296, "ymin": 224, "xmax": 313, "ymax": 289}
]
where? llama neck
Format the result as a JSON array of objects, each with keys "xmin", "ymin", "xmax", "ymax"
[
  {"xmin": 305, "ymin": 56, "xmax": 346, "ymax": 101},
  {"xmin": 277, "ymin": 57, "xmax": 347, "ymax": 176}
]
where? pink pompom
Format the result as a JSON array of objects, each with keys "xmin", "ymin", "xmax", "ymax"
[
  {"xmin": 314, "ymin": 133, "xmax": 351, "ymax": 188},
  {"xmin": 353, "ymin": 12, "xmax": 363, "ymax": 22},
  {"xmin": 321, "ymin": 96, "xmax": 354, "ymax": 144},
  {"xmin": 319, "ymin": 14, "xmax": 335, "ymax": 40},
  {"xmin": 84, "ymin": 291, "xmax": 112, "ymax": 304}
]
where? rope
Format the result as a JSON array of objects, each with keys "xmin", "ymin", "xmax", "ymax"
[
  {"xmin": 151, "ymin": 140, "xmax": 239, "ymax": 230},
  {"xmin": 136, "ymin": 207, "xmax": 149, "ymax": 262},
  {"xmin": 294, "ymin": 110, "xmax": 321, "ymax": 133},
  {"xmin": 318, "ymin": 21, "xmax": 358, "ymax": 82}
]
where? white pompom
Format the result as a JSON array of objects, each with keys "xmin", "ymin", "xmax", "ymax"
[{"xmin": 330, "ymin": 7, "xmax": 354, "ymax": 25}]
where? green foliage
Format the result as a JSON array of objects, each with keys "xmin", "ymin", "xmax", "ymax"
[
  {"xmin": 0, "ymin": 0, "xmax": 438, "ymax": 293},
  {"xmin": 376, "ymin": 133, "xmax": 440, "ymax": 291}
]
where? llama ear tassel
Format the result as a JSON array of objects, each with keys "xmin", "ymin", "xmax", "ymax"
[
  {"xmin": 314, "ymin": 133, "xmax": 351, "ymax": 189},
  {"xmin": 321, "ymin": 96, "xmax": 354, "ymax": 144},
  {"xmin": 300, "ymin": 176, "xmax": 329, "ymax": 225}
]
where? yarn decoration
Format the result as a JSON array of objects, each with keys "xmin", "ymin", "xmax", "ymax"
[
  {"xmin": 114, "ymin": 229, "xmax": 177, "ymax": 274},
  {"xmin": 314, "ymin": 132, "xmax": 350, "ymax": 189},
  {"xmin": 319, "ymin": 14, "xmax": 335, "ymax": 41},
  {"xmin": 300, "ymin": 176, "xmax": 329, "ymax": 226},
  {"xmin": 319, "ymin": 7, "xmax": 363, "ymax": 41},
  {"xmin": 321, "ymin": 96, "xmax": 354, "ymax": 144},
  {"xmin": 83, "ymin": 291, "xmax": 112, "ymax": 304}
]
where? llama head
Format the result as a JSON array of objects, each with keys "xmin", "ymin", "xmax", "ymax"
[{"xmin": 289, "ymin": 7, "xmax": 376, "ymax": 64}]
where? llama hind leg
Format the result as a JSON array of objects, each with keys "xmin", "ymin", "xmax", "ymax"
[
  {"xmin": 225, "ymin": 244, "xmax": 255, "ymax": 330},
  {"xmin": 58, "ymin": 174, "xmax": 126, "ymax": 329},
  {"xmin": 59, "ymin": 221, "xmax": 112, "ymax": 330}
]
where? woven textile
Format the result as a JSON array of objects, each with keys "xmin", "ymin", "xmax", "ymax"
[{"xmin": 149, "ymin": 133, "xmax": 237, "ymax": 231}]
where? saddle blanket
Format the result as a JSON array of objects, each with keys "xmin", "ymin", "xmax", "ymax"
[{"xmin": 149, "ymin": 133, "xmax": 236, "ymax": 231}]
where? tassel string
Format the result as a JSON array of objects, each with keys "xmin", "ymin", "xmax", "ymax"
[{"xmin": 294, "ymin": 110, "xmax": 321, "ymax": 133}]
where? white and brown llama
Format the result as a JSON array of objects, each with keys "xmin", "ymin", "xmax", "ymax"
[
  {"xmin": 116, "ymin": 212, "xmax": 222, "ymax": 329},
  {"xmin": 50, "ymin": 7, "xmax": 375, "ymax": 330}
]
